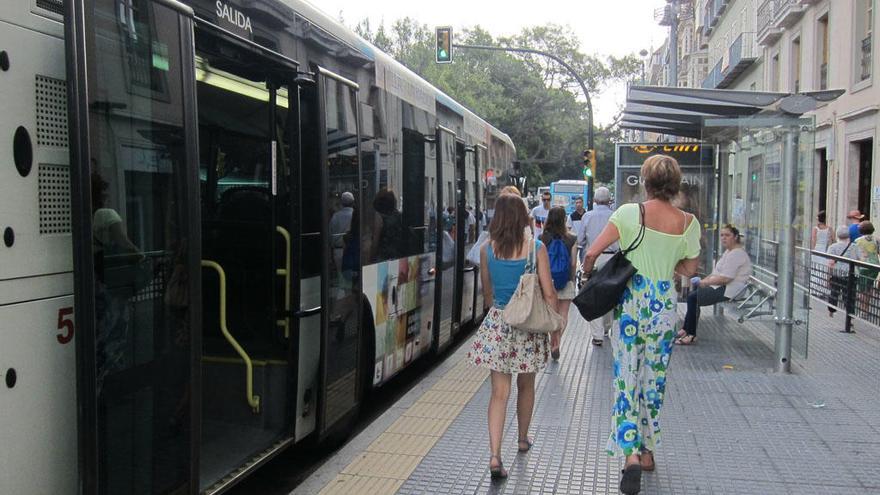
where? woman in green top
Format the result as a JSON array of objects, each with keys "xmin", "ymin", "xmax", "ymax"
[{"xmin": 583, "ymin": 155, "xmax": 701, "ymax": 495}]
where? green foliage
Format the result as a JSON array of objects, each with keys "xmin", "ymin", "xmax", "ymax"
[{"xmin": 355, "ymin": 19, "xmax": 642, "ymax": 191}]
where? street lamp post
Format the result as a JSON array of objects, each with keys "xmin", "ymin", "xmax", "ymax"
[{"xmin": 452, "ymin": 43, "xmax": 596, "ymax": 207}]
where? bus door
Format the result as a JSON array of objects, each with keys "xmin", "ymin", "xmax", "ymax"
[
  {"xmin": 302, "ymin": 67, "xmax": 363, "ymax": 437},
  {"xmin": 432, "ymin": 126, "xmax": 456, "ymax": 349},
  {"xmin": 192, "ymin": 23, "xmax": 299, "ymax": 491},
  {"xmin": 454, "ymin": 140, "xmax": 475, "ymax": 330},
  {"xmin": 66, "ymin": 0, "xmax": 200, "ymax": 492},
  {"xmin": 471, "ymin": 144, "xmax": 488, "ymax": 322}
]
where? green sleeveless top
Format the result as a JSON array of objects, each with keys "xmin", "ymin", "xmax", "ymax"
[{"xmin": 609, "ymin": 203, "xmax": 702, "ymax": 281}]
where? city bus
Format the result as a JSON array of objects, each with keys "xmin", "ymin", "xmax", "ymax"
[
  {"xmin": 550, "ymin": 179, "xmax": 590, "ymax": 214},
  {"xmin": 0, "ymin": 0, "xmax": 515, "ymax": 493}
]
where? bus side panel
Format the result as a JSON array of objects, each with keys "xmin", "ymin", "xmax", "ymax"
[
  {"xmin": 0, "ymin": 21, "xmax": 72, "ymax": 280},
  {"xmin": 0, "ymin": 296, "xmax": 77, "ymax": 494}
]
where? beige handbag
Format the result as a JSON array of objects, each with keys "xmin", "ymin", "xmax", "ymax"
[{"xmin": 502, "ymin": 235, "xmax": 564, "ymax": 333}]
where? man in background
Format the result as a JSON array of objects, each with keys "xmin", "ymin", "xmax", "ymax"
[
  {"xmin": 580, "ymin": 187, "xmax": 616, "ymax": 346},
  {"xmin": 530, "ymin": 191, "xmax": 552, "ymax": 238},
  {"xmin": 570, "ymin": 196, "xmax": 587, "ymax": 259},
  {"xmin": 848, "ymin": 210, "xmax": 865, "ymax": 242}
]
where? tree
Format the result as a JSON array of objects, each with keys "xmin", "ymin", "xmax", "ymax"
[{"xmin": 355, "ymin": 19, "xmax": 641, "ymax": 190}]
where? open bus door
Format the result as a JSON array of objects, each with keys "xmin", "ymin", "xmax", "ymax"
[
  {"xmin": 308, "ymin": 66, "xmax": 364, "ymax": 437},
  {"xmin": 433, "ymin": 126, "xmax": 457, "ymax": 350},
  {"xmin": 473, "ymin": 144, "xmax": 488, "ymax": 321},
  {"xmin": 66, "ymin": 0, "xmax": 201, "ymax": 492},
  {"xmin": 454, "ymin": 139, "xmax": 475, "ymax": 330}
]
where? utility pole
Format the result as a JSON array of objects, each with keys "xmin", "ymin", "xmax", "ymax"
[{"xmin": 451, "ymin": 42, "xmax": 596, "ymax": 208}]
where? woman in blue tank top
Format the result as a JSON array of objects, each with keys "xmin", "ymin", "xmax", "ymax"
[{"xmin": 467, "ymin": 194, "xmax": 558, "ymax": 479}]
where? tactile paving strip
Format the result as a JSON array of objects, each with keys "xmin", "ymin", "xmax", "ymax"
[{"xmin": 316, "ymin": 360, "xmax": 489, "ymax": 495}]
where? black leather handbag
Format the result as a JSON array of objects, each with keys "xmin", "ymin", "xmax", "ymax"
[{"xmin": 573, "ymin": 204, "xmax": 646, "ymax": 321}]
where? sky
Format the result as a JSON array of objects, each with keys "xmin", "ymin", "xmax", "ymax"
[{"xmin": 309, "ymin": 0, "xmax": 670, "ymax": 125}]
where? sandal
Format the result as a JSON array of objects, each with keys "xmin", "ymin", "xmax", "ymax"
[
  {"xmin": 489, "ymin": 455, "xmax": 508, "ymax": 479},
  {"xmin": 640, "ymin": 450, "xmax": 655, "ymax": 472},
  {"xmin": 674, "ymin": 334, "xmax": 696, "ymax": 345},
  {"xmin": 592, "ymin": 338, "xmax": 604, "ymax": 346},
  {"xmin": 551, "ymin": 348, "xmax": 560, "ymax": 360},
  {"xmin": 675, "ymin": 329, "xmax": 687, "ymax": 339},
  {"xmin": 619, "ymin": 463, "xmax": 642, "ymax": 494},
  {"xmin": 517, "ymin": 437, "xmax": 534, "ymax": 453}
]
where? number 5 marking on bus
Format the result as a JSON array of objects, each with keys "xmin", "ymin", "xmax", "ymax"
[{"xmin": 57, "ymin": 307, "xmax": 74, "ymax": 344}]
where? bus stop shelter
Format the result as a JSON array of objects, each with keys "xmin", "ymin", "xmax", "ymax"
[{"xmin": 619, "ymin": 85, "xmax": 843, "ymax": 372}]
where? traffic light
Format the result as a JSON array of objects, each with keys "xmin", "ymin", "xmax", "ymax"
[
  {"xmin": 436, "ymin": 27, "xmax": 453, "ymax": 63},
  {"xmin": 583, "ymin": 148, "xmax": 597, "ymax": 179},
  {"xmin": 583, "ymin": 149, "xmax": 596, "ymax": 211}
]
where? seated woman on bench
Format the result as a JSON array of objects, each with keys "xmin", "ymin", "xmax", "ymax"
[{"xmin": 676, "ymin": 225, "xmax": 752, "ymax": 345}]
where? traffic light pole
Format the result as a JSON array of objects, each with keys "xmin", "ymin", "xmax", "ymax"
[{"xmin": 452, "ymin": 43, "xmax": 595, "ymax": 208}]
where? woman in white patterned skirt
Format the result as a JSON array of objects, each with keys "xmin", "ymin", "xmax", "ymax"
[{"xmin": 467, "ymin": 194, "xmax": 557, "ymax": 480}]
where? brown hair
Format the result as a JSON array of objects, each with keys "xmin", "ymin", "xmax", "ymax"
[
  {"xmin": 489, "ymin": 194, "xmax": 529, "ymax": 259},
  {"xmin": 641, "ymin": 154, "xmax": 681, "ymax": 201},
  {"xmin": 722, "ymin": 223, "xmax": 741, "ymax": 242},
  {"xmin": 541, "ymin": 206, "xmax": 569, "ymax": 240},
  {"xmin": 859, "ymin": 220, "xmax": 875, "ymax": 235}
]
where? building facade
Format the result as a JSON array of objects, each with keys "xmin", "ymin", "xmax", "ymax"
[
  {"xmin": 652, "ymin": 0, "xmax": 878, "ymax": 234},
  {"xmin": 756, "ymin": 0, "xmax": 878, "ymax": 228}
]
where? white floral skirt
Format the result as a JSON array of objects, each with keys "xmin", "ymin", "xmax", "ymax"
[{"xmin": 467, "ymin": 307, "xmax": 549, "ymax": 374}]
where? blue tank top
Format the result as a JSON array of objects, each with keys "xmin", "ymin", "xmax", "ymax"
[{"xmin": 488, "ymin": 240, "xmax": 542, "ymax": 308}]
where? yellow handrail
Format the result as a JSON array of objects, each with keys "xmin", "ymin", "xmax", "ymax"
[
  {"xmin": 275, "ymin": 226, "xmax": 291, "ymax": 338},
  {"xmin": 201, "ymin": 260, "xmax": 261, "ymax": 413}
]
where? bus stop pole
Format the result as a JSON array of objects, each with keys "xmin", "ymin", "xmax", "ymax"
[{"xmin": 775, "ymin": 129, "xmax": 798, "ymax": 373}]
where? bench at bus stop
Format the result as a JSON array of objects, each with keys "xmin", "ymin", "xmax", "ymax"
[{"xmin": 681, "ymin": 275, "xmax": 777, "ymax": 324}]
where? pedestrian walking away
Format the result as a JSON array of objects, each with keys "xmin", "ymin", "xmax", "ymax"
[
  {"xmin": 539, "ymin": 206, "xmax": 578, "ymax": 360},
  {"xmin": 811, "ymin": 211, "xmax": 832, "ymax": 299},
  {"xmin": 854, "ymin": 221, "xmax": 880, "ymax": 313},
  {"xmin": 677, "ymin": 224, "xmax": 751, "ymax": 344},
  {"xmin": 467, "ymin": 194, "xmax": 557, "ymax": 480},
  {"xmin": 580, "ymin": 186, "xmax": 618, "ymax": 346},
  {"xmin": 582, "ymin": 154, "xmax": 701, "ymax": 495},
  {"xmin": 826, "ymin": 226, "xmax": 857, "ymax": 317},
  {"xmin": 847, "ymin": 210, "xmax": 865, "ymax": 242},
  {"xmin": 570, "ymin": 196, "xmax": 587, "ymax": 260}
]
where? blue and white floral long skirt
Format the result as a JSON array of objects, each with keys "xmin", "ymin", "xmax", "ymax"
[{"xmin": 606, "ymin": 274, "xmax": 677, "ymax": 457}]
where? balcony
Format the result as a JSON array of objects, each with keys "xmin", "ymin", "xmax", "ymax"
[
  {"xmin": 717, "ymin": 32, "xmax": 758, "ymax": 88},
  {"xmin": 758, "ymin": 0, "xmax": 812, "ymax": 45},
  {"xmin": 757, "ymin": 0, "xmax": 782, "ymax": 45},
  {"xmin": 702, "ymin": 59, "xmax": 724, "ymax": 89},
  {"xmin": 775, "ymin": 0, "xmax": 807, "ymax": 28},
  {"xmin": 703, "ymin": 0, "xmax": 729, "ymax": 37},
  {"xmin": 703, "ymin": 5, "xmax": 714, "ymax": 36}
]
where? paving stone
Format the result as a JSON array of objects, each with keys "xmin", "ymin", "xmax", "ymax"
[{"xmin": 393, "ymin": 304, "xmax": 880, "ymax": 494}]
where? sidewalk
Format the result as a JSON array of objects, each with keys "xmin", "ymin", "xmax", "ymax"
[{"xmin": 297, "ymin": 305, "xmax": 880, "ymax": 494}]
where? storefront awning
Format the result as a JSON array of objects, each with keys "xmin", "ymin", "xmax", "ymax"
[{"xmin": 621, "ymin": 86, "xmax": 844, "ymax": 138}]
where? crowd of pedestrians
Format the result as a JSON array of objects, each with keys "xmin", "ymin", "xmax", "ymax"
[
  {"xmin": 468, "ymin": 154, "xmax": 702, "ymax": 494},
  {"xmin": 464, "ymin": 152, "xmax": 879, "ymax": 493},
  {"xmin": 809, "ymin": 209, "xmax": 880, "ymax": 318}
]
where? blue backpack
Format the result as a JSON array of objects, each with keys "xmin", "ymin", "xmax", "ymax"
[{"xmin": 547, "ymin": 236, "xmax": 571, "ymax": 290}]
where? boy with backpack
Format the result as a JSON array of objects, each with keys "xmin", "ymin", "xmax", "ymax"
[{"xmin": 539, "ymin": 207, "xmax": 578, "ymax": 360}]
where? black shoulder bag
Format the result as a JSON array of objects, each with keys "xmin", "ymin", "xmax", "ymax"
[{"xmin": 573, "ymin": 204, "xmax": 646, "ymax": 321}]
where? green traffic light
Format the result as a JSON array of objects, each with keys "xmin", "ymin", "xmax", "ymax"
[{"xmin": 583, "ymin": 167, "xmax": 592, "ymax": 178}]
